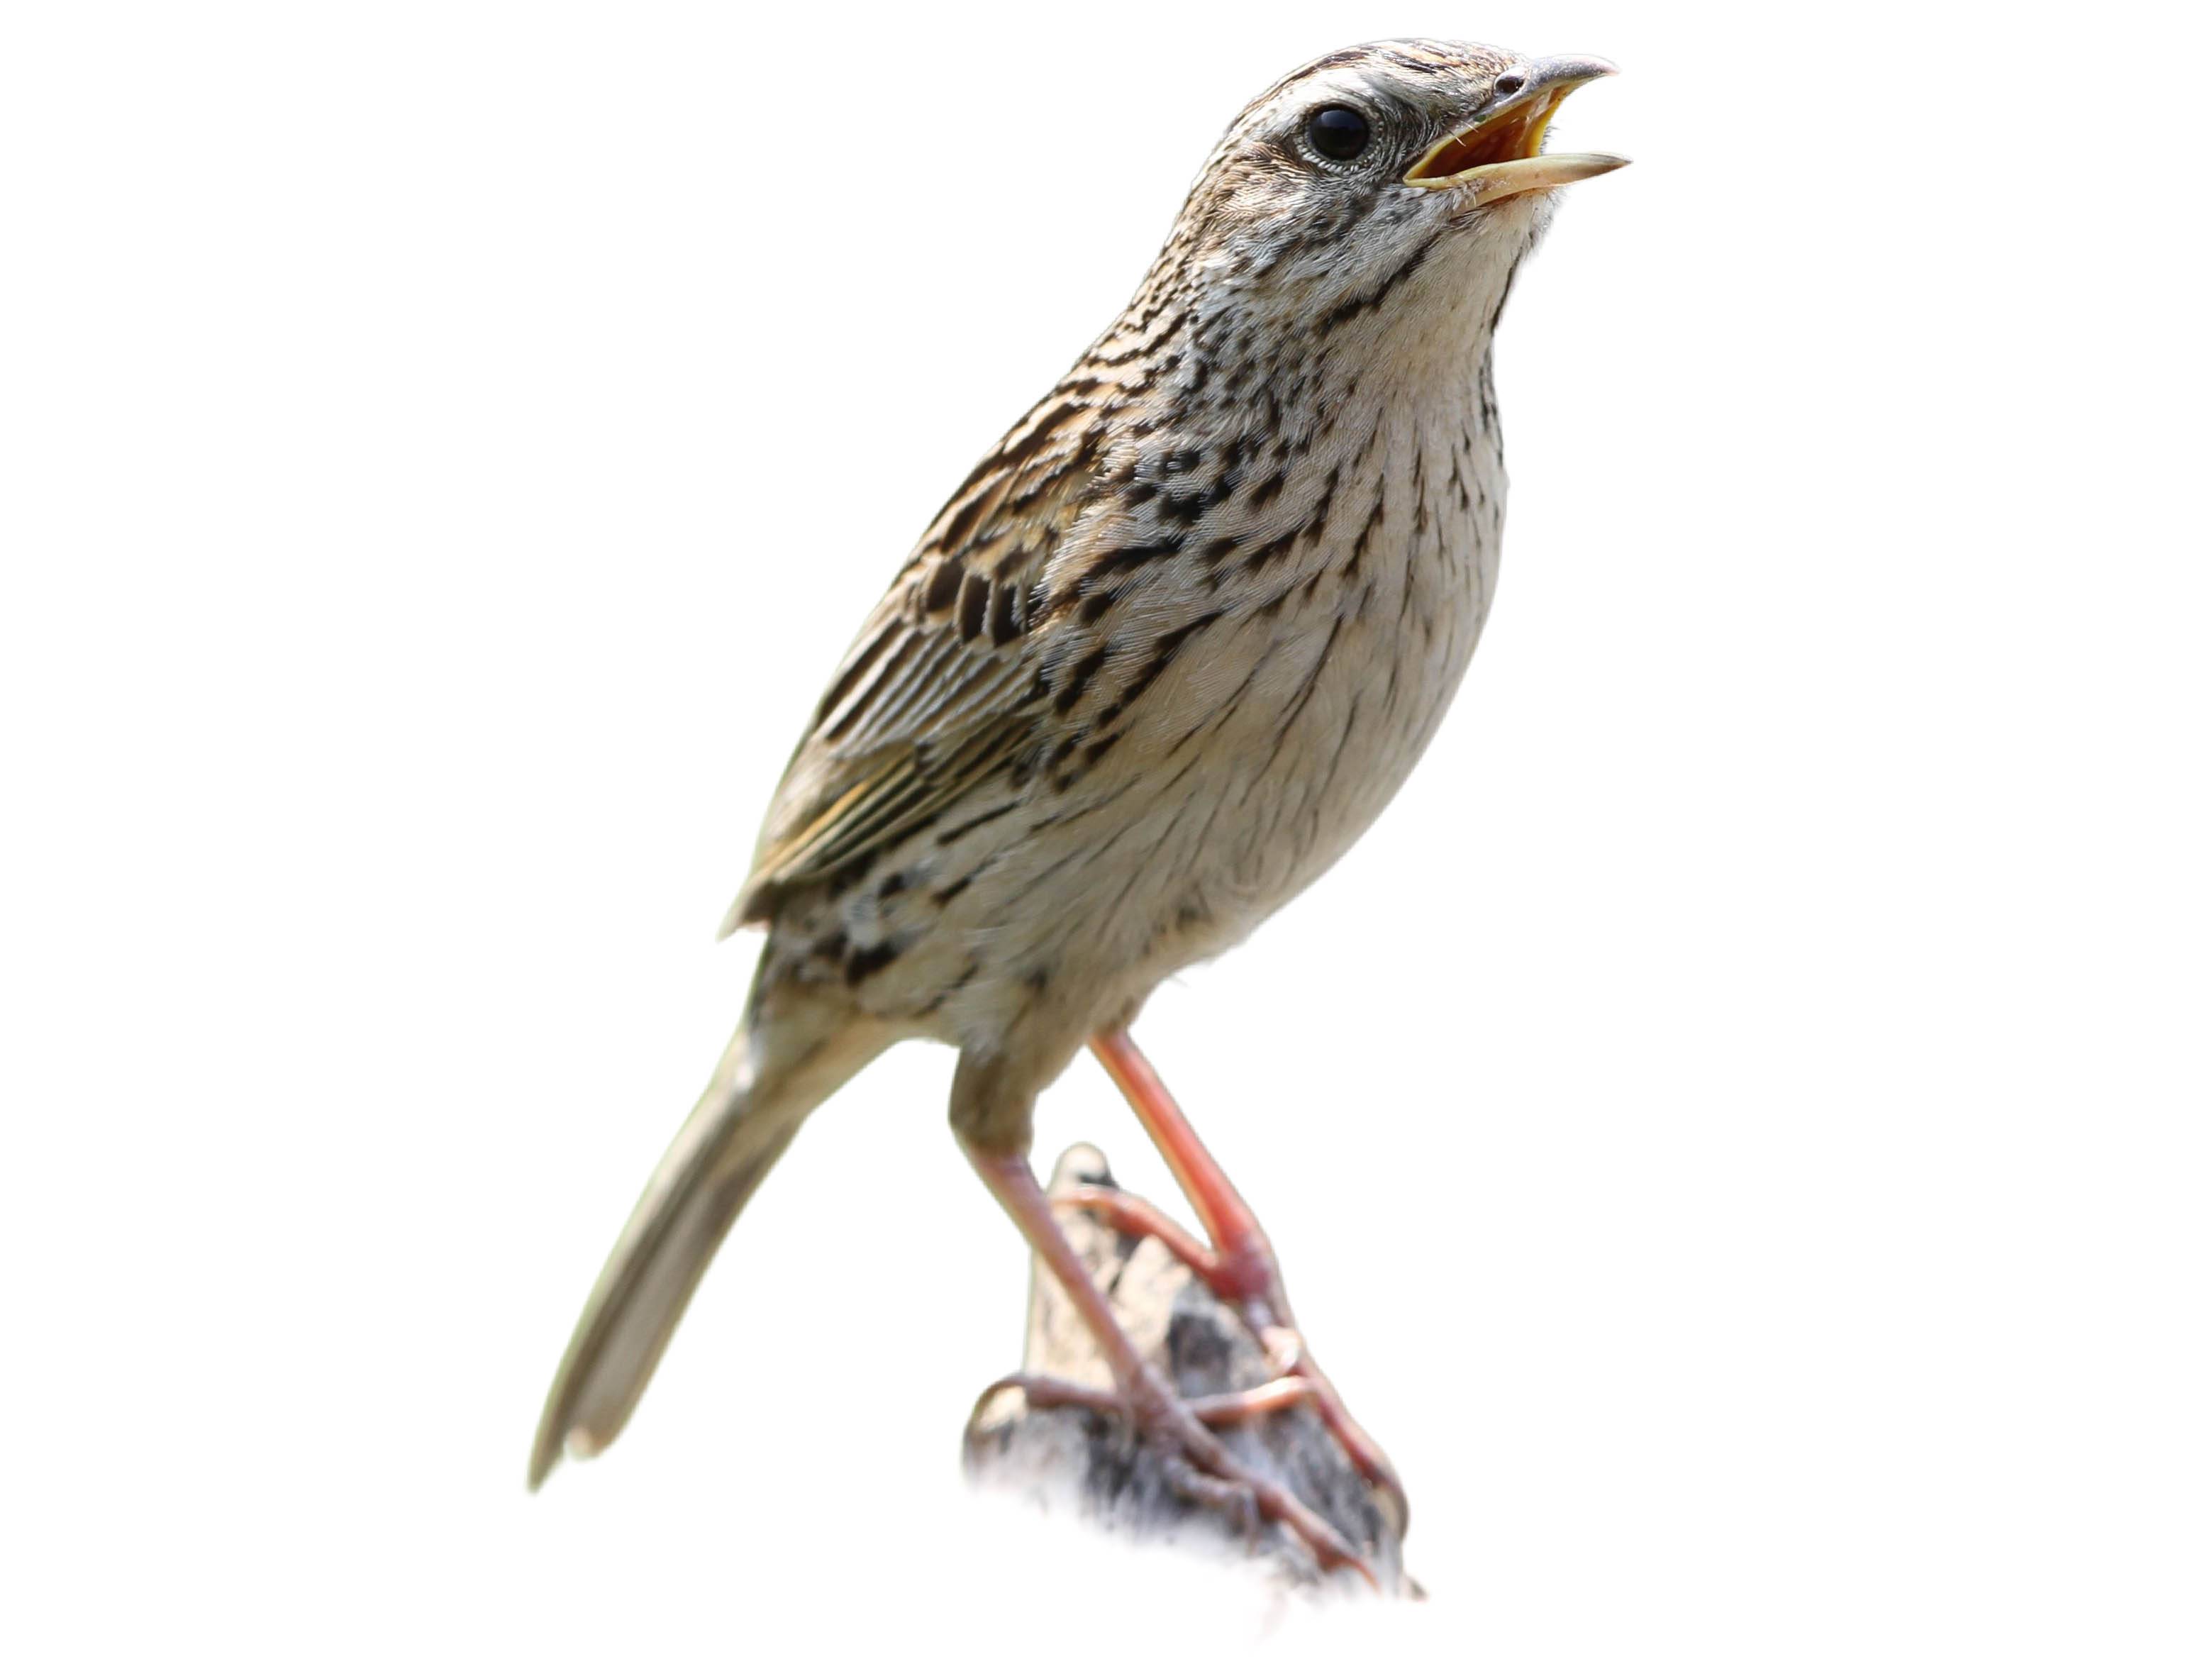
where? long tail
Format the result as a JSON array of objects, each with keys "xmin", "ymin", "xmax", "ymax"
[{"xmin": 528, "ymin": 1000, "xmax": 885, "ymax": 1489}]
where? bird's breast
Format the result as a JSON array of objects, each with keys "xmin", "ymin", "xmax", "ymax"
[{"xmin": 1014, "ymin": 368, "xmax": 1507, "ymax": 971}]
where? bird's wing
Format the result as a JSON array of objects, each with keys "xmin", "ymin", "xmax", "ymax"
[{"xmin": 722, "ymin": 390, "xmax": 1112, "ymax": 931}]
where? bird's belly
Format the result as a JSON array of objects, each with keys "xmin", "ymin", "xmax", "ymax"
[
  {"xmin": 1172, "ymin": 578, "xmax": 1486, "ymax": 936},
  {"xmin": 996, "ymin": 514, "xmax": 1501, "ymax": 1005}
]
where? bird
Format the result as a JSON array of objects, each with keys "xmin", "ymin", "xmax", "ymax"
[{"xmin": 530, "ymin": 38, "xmax": 1624, "ymax": 1577}]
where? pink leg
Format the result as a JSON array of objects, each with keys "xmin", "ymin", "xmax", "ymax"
[
  {"xmin": 1086, "ymin": 1027, "xmax": 1408, "ymax": 1533},
  {"xmin": 973, "ymin": 1372, "xmax": 1317, "ymax": 1428},
  {"xmin": 961, "ymin": 1137, "xmax": 1375, "ymax": 1585}
]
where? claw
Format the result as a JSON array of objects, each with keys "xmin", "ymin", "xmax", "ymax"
[
  {"xmin": 1082, "ymin": 1027, "xmax": 1414, "ymax": 1538},
  {"xmin": 1161, "ymin": 1458, "xmax": 1260, "ymax": 1539},
  {"xmin": 1055, "ymin": 1183, "xmax": 1218, "ymax": 1278},
  {"xmin": 1185, "ymin": 1375, "xmax": 1317, "ymax": 1425},
  {"xmin": 1058, "ymin": 1163, "xmax": 1406, "ymax": 1528},
  {"xmin": 971, "ymin": 1367, "xmax": 1375, "ymax": 1586},
  {"xmin": 1257, "ymin": 1324, "xmax": 1306, "ymax": 1375}
]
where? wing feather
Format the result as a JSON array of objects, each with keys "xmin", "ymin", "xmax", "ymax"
[{"xmin": 721, "ymin": 393, "xmax": 1109, "ymax": 929}]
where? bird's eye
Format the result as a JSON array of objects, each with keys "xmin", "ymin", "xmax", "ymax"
[{"xmin": 1305, "ymin": 106, "xmax": 1371, "ymax": 162}]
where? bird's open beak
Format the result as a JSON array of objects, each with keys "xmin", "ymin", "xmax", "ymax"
[{"xmin": 1403, "ymin": 55, "xmax": 1628, "ymax": 203}]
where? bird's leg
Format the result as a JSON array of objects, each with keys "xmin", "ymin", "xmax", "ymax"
[
  {"xmin": 972, "ymin": 1372, "xmax": 1318, "ymax": 1428},
  {"xmin": 1082, "ymin": 1026, "xmax": 1408, "ymax": 1533},
  {"xmin": 961, "ymin": 1137, "xmax": 1374, "ymax": 1585}
]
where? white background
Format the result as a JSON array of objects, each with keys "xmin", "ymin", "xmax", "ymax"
[{"xmin": 5, "ymin": 1, "xmax": 2206, "ymax": 1653}]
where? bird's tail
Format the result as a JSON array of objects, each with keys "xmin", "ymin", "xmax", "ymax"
[{"xmin": 528, "ymin": 997, "xmax": 888, "ymax": 1489}]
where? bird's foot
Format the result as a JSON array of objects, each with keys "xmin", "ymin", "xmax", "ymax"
[
  {"xmin": 969, "ymin": 1367, "xmax": 1374, "ymax": 1585},
  {"xmin": 1057, "ymin": 1181, "xmax": 1408, "ymax": 1537},
  {"xmin": 978, "ymin": 1369, "xmax": 1319, "ymax": 1428}
]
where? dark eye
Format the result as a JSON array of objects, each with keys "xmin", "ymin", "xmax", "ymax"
[{"xmin": 1305, "ymin": 105, "xmax": 1371, "ymax": 162}]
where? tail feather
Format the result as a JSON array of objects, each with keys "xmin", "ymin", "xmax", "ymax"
[{"xmin": 528, "ymin": 1009, "xmax": 882, "ymax": 1489}]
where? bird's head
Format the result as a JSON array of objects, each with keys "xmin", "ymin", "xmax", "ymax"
[{"xmin": 1159, "ymin": 40, "xmax": 1625, "ymax": 351}]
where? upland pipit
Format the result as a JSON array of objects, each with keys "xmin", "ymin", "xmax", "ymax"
[{"xmin": 532, "ymin": 39, "xmax": 1624, "ymax": 1578}]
